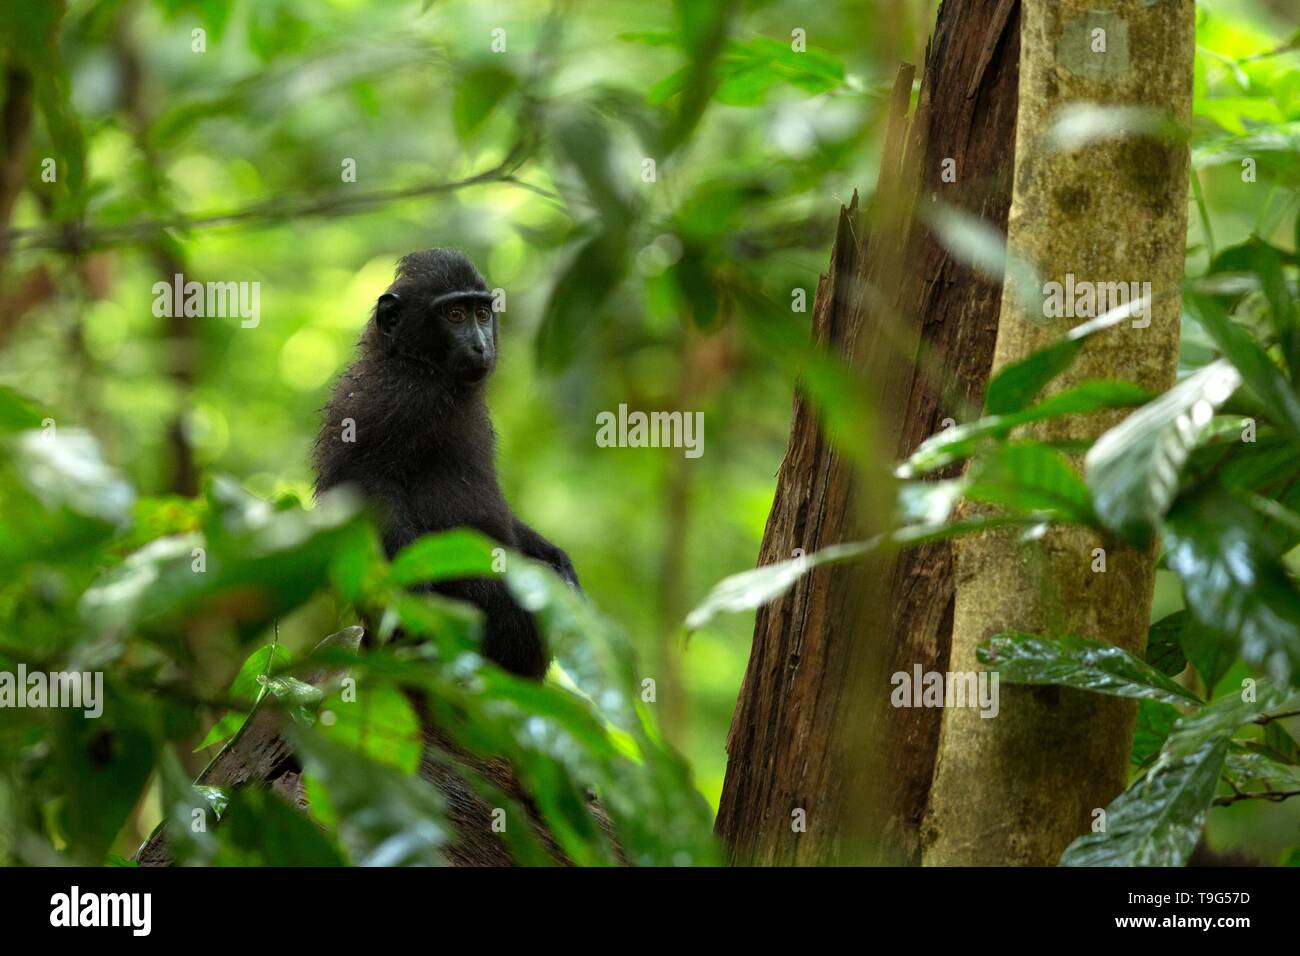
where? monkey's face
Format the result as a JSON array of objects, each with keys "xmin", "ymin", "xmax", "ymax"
[{"xmin": 377, "ymin": 289, "xmax": 498, "ymax": 383}]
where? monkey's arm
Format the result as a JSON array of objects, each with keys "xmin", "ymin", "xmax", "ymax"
[
  {"xmin": 361, "ymin": 477, "xmax": 423, "ymax": 558},
  {"xmin": 512, "ymin": 518, "xmax": 581, "ymax": 591}
]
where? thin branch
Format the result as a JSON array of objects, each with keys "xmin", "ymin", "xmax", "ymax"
[
  {"xmin": 1, "ymin": 142, "xmax": 533, "ymax": 254},
  {"xmin": 1255, "ymin": 708, "xmax": 1300, "ymax": 725},
  {"xmin": 1240, "ymin": 38, "xmax": 1300, "ymax": 63},
  {"xmin": 1213, "ymin": 787, "xmax": 1300, "ymax": 806},
  {"xmin": 499, "ymin": 173, "xmax": 561, "ymax": 201}
]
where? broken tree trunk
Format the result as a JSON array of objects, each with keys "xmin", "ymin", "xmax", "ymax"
[
  {"xmin": 922, "ymin": 0, "xmax": 1194, "ymax": 865},
  {"xmin": 715, "ymin": 0, "xmax": 1021, "ymax": 865},
  {"xmin": 135, "ymin": 627, "xmax": 593, "ymax": 866}
]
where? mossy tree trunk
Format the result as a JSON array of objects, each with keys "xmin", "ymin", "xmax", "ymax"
[
  {"xmin": 716, "ymin": 0, "xmax": 1021, "ymax": 865},
  {"xmin": 922, "ymin": 0, "xmax": 1194, "ymax": 866}
]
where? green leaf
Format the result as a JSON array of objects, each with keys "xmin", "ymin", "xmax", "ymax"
[
  {"xmin": 536, "ymin": 230, "xmax": 627, "ymax": 372},
  {"xmin": 8, "ymin": 429, "xmax": 134, "ymax": 526},
  {"xmin": 658, "ymin": 0, "xmax": 740, "ymax": 153},
  {"xmin": 54, "ymin": 688, "xmax": 158, "ymax": 863},
  {"xmin": 686, "ymin": 514, "xmax": 1046, "ymax": 632},
  {"xmin": 389, "ymin": 528, "xmax": 499, "ymax": 586},
  {"xmin": 1223, "ymin": 749, "xmax": 1300, "ymax": 791},
  {"xmin": 317, "ymin": 682, "xmax": 422, "ymax": 774},
  {"xmin": 452, "ymin": 65, "xmax": 516, "ymax": 139},
  {"xmin": 1061, "ymin": 737, "xmax": 1227, "ymax": 866},
  {"xmin": 899, "ymin": 380, "xmax": 1152, "ymax": 478},
  {"xmin": 79, "ymin": 479, "xmax": 366, "ymax": 641},
  {"xmin": 1193, "ymin": 120, "xmax": 1300, "ymax": 173},
  {"xmin": 672, "ymin": 244, "xmax": 718, "ymax": 328},
  {"xmin": 216, "ymin": 789, "xmax": 346, "ymax": 866},
  {"xmin": 963, "ymin": 442, "xmax": 1097, "ymax": 525},
  {"xmin": 0, "ymin": 429, "xmax": 135, "ymax": 576},
  {"xmin": 1173, "ymin": 613, "xmax": 1236, "ymax": 696},
  {"xmin": 685, "ymin": 540, "xmax": 876, "ymax": 632},
  {"xmin": 193, "ymin": 785, "xmax": 229, "ymax": 817},
  {"xmin": 1164, "ymin": 681, "xmax": 1296, "ymax": 748},
  {"xmin": 0, "ymin": 0, "xmax": 86, "ymax": 209},
  {"xmin": 1062, "ymin": 685, "xmax": 1293, "ymax": 866},
  {"xmin": 1245, "ymin": 240, "xmax": 1300, "ymax": 380},
  {"xmin": 925, "ymin": 203, "xmax": 1042, "ymax": 311},
  {"xmin": 122, "ymin": 495, "xmax": 206, "ymax": 551},
  {"xmin": 1207, "ymin": 237, "xmax": 1300, "ymax": 275},
  {"xmin": 1246, "ymin": 492, "xmax": 1300, "ymax": 554},
  {"xmin": 711, "ymin": 36, "xmax": 844, "ymax": 106},
  {"xmin": 1132, "ymin": 700, "xmax": 1179, "ymax": 766},
  {"xmin": 1190, "ymin": 294, "xmax": 1300, "ymax": 446},
  {"xmin": 978, "ymin": 631, "xmax": 1202, "ymax": 707},
  {"xmin": 386, "ymin": 590, "xmax": 482, "ymax": 654},
  {"xmin": 617, "ymin": 30, "xmax": 680, "ymax": 49},
  {"xmin": 1085, "ymin": 359, "xmax": 1242, "ymax": 542},
  {"xmin": 629, "ymin": 21, "xmax": 843, "ymax": 98},
  {"xmin": 156, "ymin": 749, "xmax": 221, "ymax": 866},
  {"xmin": 409, "ymin": 649, "xmax": 628, "ymax": 866},
  {"xmin": 195, "ymin": 642, "xmax": 293, "ymax": 752},
  {"xmin": 1164, "ymin": 488, "xmax": 1300, "ymax": 687},
  {"xmin": 896, "ymin": 479, "xmax": 968, "ymax": 526},
  {"xmin": 1146, "ymin": 614, "xmax": 1189, "ymax": 677},
  {"xmin": 496, "ymin": 558, "xmax": 719, "ymax": 865},
  {"xmin": 380, "ymin": 543, "xmax": 718, "ymax": 866},
  {"xmin": 328, "ymin": 522, "xmax": 382, "ymax": 603},
  {"xmin": 1215, "ymin": 435, "xmax": 1300, "ymax": 494},
  {"xmin": 293, "ymin": 727, "xmax": 451, "ymax": 867},
  {"xmin": 985, "ymin": 341, "xmax": 1086, "ymax": 415},
  {"xmin": 0, "ymin": 387, "xmax": 44, "ymax": 432},
  {"xmin": 263, "ymin": 675, "xmax": 325, "ymax": 723},
  {"xmin": 1256, "ymin": 720, "xmax": 1300, "ymax": 765},
  {"xmin": 553, "ymin": 111, "xmax": 635, "ymax": 226}
]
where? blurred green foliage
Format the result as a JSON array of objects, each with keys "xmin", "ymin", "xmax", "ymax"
[
  {"xmin": 1, "ymin": 0, "xmax": 928, "ymax": 865},
  {"xmin": 2, "ymin": 0, "xmax": 1300, "ymax": 865}
]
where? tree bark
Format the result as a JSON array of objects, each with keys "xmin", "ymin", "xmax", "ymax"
[
  {"xmin": 922, "ymin": 0, "xmax": 1194, "ymax": 866},
  {"xmin": 0, "ymin": 65, "xmax": 32, "ymax": 271},
  {"xmin": 135, "ymin": 627, "xmax": 603, "ymax": 866},
  {"xmin": 715, "ymin": 0, "xmax": 1021, "ymax": 865}
]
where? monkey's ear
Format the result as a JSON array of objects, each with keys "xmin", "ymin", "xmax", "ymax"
[{"xmin": 376, "ymin": 292, "xmax": 401, "ymax": 334}]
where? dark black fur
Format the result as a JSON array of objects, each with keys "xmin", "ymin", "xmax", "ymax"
[{"xmin": 314, "ymin": 249, "xmax": 578, "ymax": 679}]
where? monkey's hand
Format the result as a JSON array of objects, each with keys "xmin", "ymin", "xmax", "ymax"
[{"xmin": 512, "ymin": 519, "xmax": 582, "ymax": 593}]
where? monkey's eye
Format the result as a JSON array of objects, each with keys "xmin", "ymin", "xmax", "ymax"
[
  {"xmin": 476, "ymin": 307, "xmax": 491, "ymax": 322},
  {"xmin": 448, "ymin": 307, "xmax": 466, "ymax": 323}
]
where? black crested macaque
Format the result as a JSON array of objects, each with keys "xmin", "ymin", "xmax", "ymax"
[{"xmin": 314, "ymin": 249, "xmax": 579, "ymax": 679}]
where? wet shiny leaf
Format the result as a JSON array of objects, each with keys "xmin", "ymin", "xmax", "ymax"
[
  {"xmin": 1086, "ymin": 359, "xmax": 1242, "ymax": 541},
  {"xmin": 1164, "ymin": 488, "xmax": 1300, "ymax": 687},
  {"xmin": 978, "ymin": 631, "xmax": 1202, "ymax": 707}
]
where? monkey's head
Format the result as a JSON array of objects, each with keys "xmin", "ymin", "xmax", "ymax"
[{"xmin": 372, "ymin": 248, "xmax": 498, "ymax": 384}]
